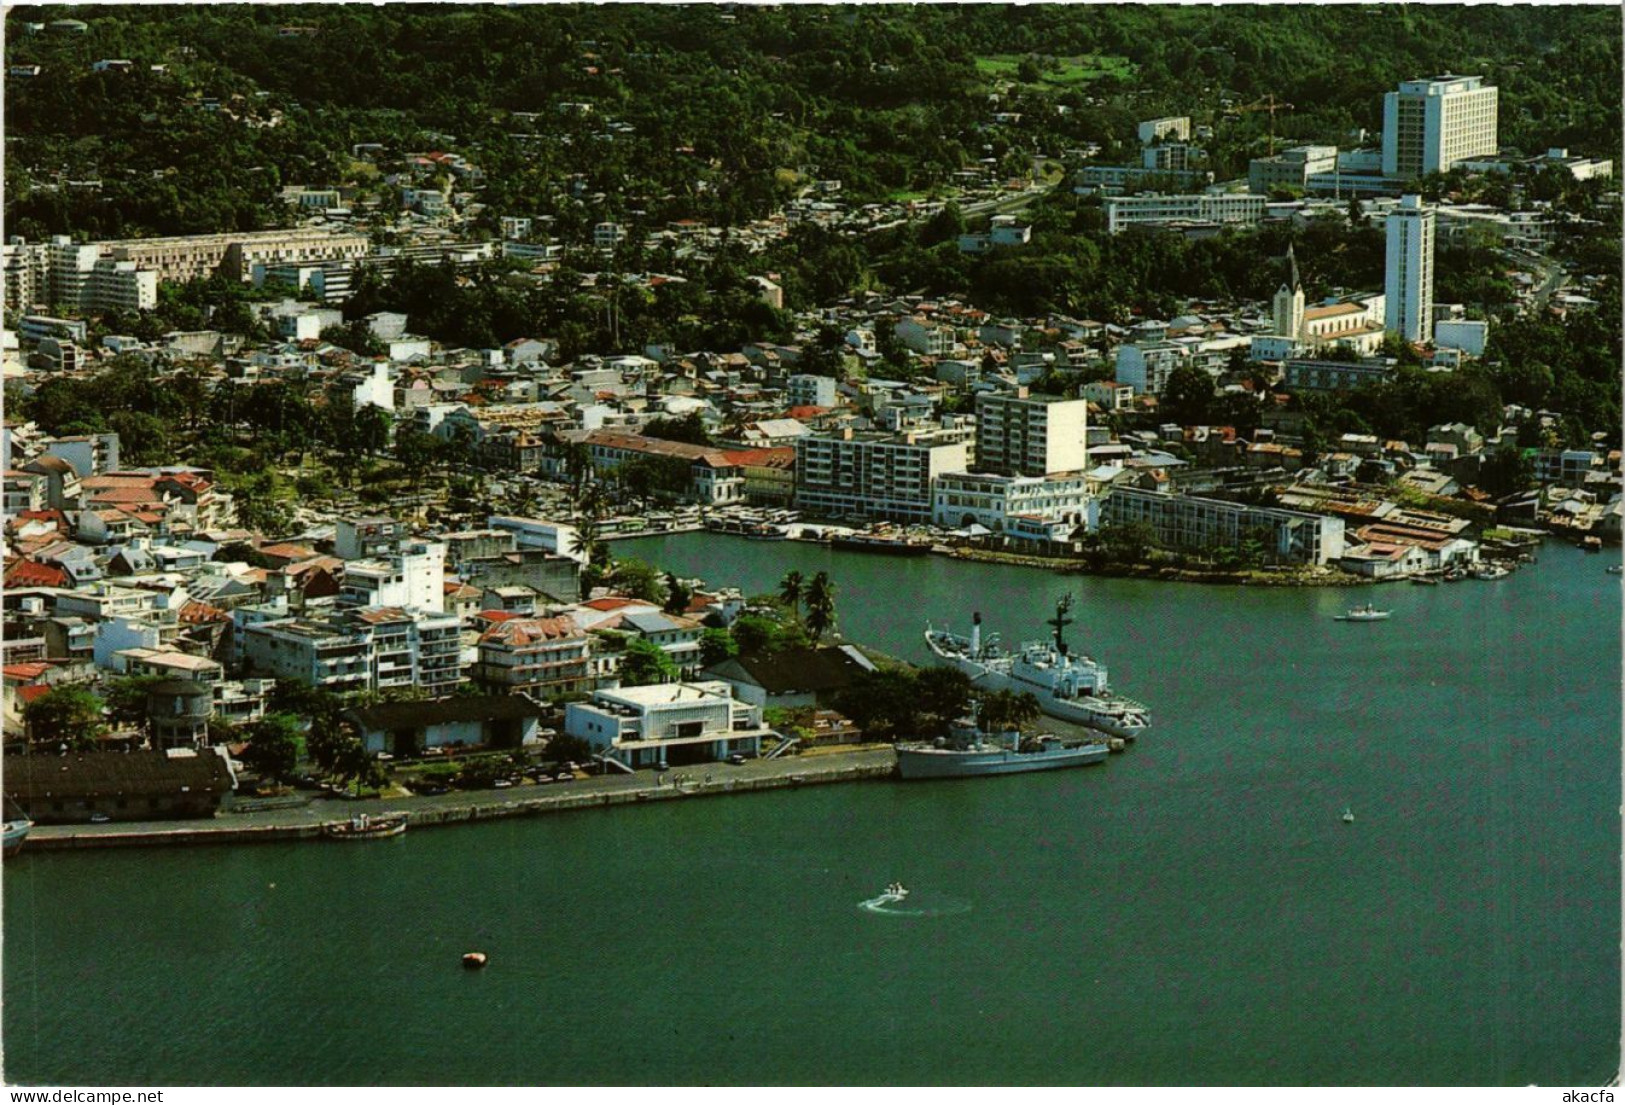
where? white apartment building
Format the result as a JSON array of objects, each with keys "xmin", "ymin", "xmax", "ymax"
[
  {"xmin": 42, "ymin": 433, "xmax": 120, "ymax": 478},
  {"xmin": 1434, "ymin": 318, "xmax": 1489, "ymax": 357},
  {"xmin": 1142, "ymin": 143, "xmax": 1202, "ymax": 172},
  {"xmin": 242, "ymin": 620, "xmax": 373, "ymax": 694},
  {"xmin": 474, "ymin": 615, "xmax": 593, "ymax": 698},
  {"xmin": 973, "ymin": 391, "xmax": 1090, "ymax": 476},
  {"xmin": 1249, "ymin": 145, "xmax": 1340, "ymax": 193},
  {"xmin": 334, "ymin": 516, "xmax": 408, "ymax": 560},
  {"xmin": 338, "ymin": 541, "xmax": 446, "ymax": 613},
  {"xmin": 1283, "ymin": 358, "xmax": 1395, "ymax": 392},
  {"xmin": 1074, "ymin": 165, "xmax": 1211, "ymax": 194},
  {"xmin": 1101, "ymin": 486, "xmax": 1346, "ymax": 565},
  {"xmin": 593, "ymin": 222, "xmax": 626, "ymax": 251},
  {"xmin": 1385, "ymin": 195, "xmax": 1436, "ymax": 344},
  {"xmin": 1138, "ymin": 116, "xmax": 1191, "ymax": 145},
  {"xmin": 1081, "ymin": 381, "xmax": 1134, "ymax": 411},
  {"xmin": 1115, "ymin": 342, "xmax": 1188, "ymax": 396},
  {"xmin": 1104, "ymin": 193, "xmax": 1267, "ymax": 235},
  {"xmin": 3, "ymin": 471, "xmax": 45, "ymax": 514},
  {"xmin": 786, "ymin": 374, "xmax": 839, "ymax": 408},
  {"xmin": 242, "ymin": 607, "xmax": 462, "ymax": 697},
  {"xmin": 564, "ymin": 681, "xmax": 771, "ymax": 769},
  {"xmin": 932, "ymin": 470, "xmax": 1092, "ymax": 532},
  {"xmin": 350, "ymin": 606, "xmax": 463, "ymax": 699},
  {"xmin": 3, "ymin": 237, "xmax": 163, "ymax": 314},
  {"xmin": 55, "ymin": 583, "xmax": 158, "ymax": 624},
  {"xmin": 3, "ymin": 239, "xmax": 51, "ymax": 311},
  {"xmin": 894, "ymin": 316, "xmax": 956, "ymax": 356},
  {"xmin": 18, "ymin": 314, "xmax": 89, "ymax": 344},
  {"xmin": 97, "ymin": 228, "xmax": 369, "ymax": 284},
  {"xmin": 253, "ymin": 261, "xmax": 354, "ymax": 305},
  {"xmin": 486, "ymin": 516, "xmax": 584, "ymax": 564},
  {"xmin": 47, "ymin": 236, "xmax": 101, "ymax": 308},
  {"xmin": 86, "ymin": 258, "xmax": 158, "ymax": 312},
  {"xmin": 794, "ymin": 428, "xmax": 970, "ymax": 523},
  {"xmin": 1381, "ymin": 75, "xmax": 1499, "ymax": 180}
]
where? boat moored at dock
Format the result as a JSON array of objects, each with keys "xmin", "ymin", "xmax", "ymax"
[
  {"xmin": 830, "ymin": 531, "xmax": 932, "ymax": 556},
  {"xmin": 896, "ymin": 719, "xmax": 1110, "ymax": 780},
  {"xmin": 924, "ymin": 596, "xmax": 1151, "ymax": 739},
  {"xmin": 3, "ymin": 818, "xmax": 32, "ymax": 858},
  {"xmin": 322, "ymin": 812, "xmax": 408, "ymax": 840}
]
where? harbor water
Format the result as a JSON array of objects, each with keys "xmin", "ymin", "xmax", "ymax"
[{"xmin": 4, "ymin": 536, "xmax": 1619, "ymax": 1085}]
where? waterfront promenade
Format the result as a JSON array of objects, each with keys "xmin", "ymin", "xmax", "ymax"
[{"xmin": 21, "ymin": 746, "xmax": 899, "ymax": 851}]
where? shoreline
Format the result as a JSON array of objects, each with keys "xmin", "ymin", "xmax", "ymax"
[
  {"xmin": 18, "ymin": 747, "xmax": 899, "ymax": 853},
  {"xmin": 615, "ymin": 525, "xmax": 1374, "ymax": 586}
]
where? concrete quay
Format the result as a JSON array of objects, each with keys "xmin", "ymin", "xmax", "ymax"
[{"xmin": 21, "ymin": 747, "xmax": 899, "ymax": 853}]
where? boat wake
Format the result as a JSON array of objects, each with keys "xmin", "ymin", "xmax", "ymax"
[{"xmin": 857, "ymin": 891, "xmax": 972, "ymax": 918}]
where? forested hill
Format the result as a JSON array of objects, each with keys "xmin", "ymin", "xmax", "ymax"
[{"xmin": 5, "ymin": 3, "xmax": 1620, "ymax": 239}]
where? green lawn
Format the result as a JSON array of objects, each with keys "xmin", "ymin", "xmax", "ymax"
[
  {"xmin": 885, "ymin": 188, "xmax": 950, "ymax": 203},
  {"xmin": 975, "ymin": 53, "xmax": 1136, "ymax": 87}
]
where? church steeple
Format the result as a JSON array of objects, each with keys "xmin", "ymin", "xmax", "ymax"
[{"xmin": 1272, "ymin": 242, "xmax": 1306, "ymax": 343}]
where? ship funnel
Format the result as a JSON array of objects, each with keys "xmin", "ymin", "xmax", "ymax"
[{"xmin": 971, "ymin": 612, "xmax": 981, "ymax": 655}]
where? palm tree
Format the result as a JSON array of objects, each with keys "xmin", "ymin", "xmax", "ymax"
[
  {"xmin": 804, "ymin": 571, "xmax": 836, "ymax": 642},
  {"xmin": 778, "ymin": 570, "xmax": 805, "ymax": 621}
]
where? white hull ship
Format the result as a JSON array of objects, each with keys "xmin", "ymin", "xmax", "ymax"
[
  {"xmin": 923, "ymin": 597, "xmax": 1151, "ymax": 739},
  {"xmin": 896, "ymin": 720, "xmax": 1109, "ymax": 780},
  {"xmin": 1333, "ymin": 603, "xmax": 1391, "ymax": 621}
]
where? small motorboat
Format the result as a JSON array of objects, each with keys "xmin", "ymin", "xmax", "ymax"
[
  {"xmin": 1607, "ymin": 565, "xmax": 1623, "ymax": 576},
  {"xmin": 2, "ymin": 818, "xmax": 32, "ymax": 859},
  {"xmin": 462, "ymin": 952, "xmax": 489, "ymax": 969},
  {"xmin": 1342, "ymin": 807, "xmax": 1355, "ymax": 824},
  {"xmin": 885, "ymin": 882, "xmax": 909, "ymax": 900},
  {"xmin": 322, "ymin": 813, "xmax": 408, "ymax": 840},
  {"xmin": 1333, "ymin": 604, "xmax": 1390, "ymax": 622}
]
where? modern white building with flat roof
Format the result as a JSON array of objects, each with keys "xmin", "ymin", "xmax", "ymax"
[
  {"xmin": 794, "ymin": 427, "xmax": 970, "ymax": 523},
  {"xmin": 932, "ymin": 470, "xmax": 1092, "ymax": 533},
  {"xmin": 1104, "ymin": 193, "xmax": 1267, "ymax": 235},
  {"xmin": 1385, "ymin": 195, "xmax": 1436, "ymax": 345},
  {"xmin": 564, "ymin": 681, "xmax": 772, "ymax": 769},
  {"xmin": 1101, "ymin": 486, "xmax": 1346, "ymax": 565},
  {"xmin": 973, "ymin": 391, "xmax": 1090, "ymax": 477},
  {"xmin": 1382, "ymin": 75, "xmax": 1498, "ymax": 180}
]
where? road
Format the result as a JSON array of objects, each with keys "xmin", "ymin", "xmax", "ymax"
[
  {"xmin": 24, "ymin": 746, "xmax": 900, "ymax": 848},
  {"xmin": 1530, "ymin": 258, "xmax": 1568, "ymax": 314}
]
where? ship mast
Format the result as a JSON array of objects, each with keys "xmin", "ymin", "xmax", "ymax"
[{"xmin": 1047, "ymin": 595, "xmax": 1074, "ymax": 657}]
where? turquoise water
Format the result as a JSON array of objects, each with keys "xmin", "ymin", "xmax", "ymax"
[{"xmin": 5, "ymin": 538, "xmax": 1619, "ymax": 1085}]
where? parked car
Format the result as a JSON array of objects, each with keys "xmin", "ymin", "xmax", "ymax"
[
  {"xmin": 726, "ymin": 753, "xmax": 748, "ymax": 766},
  {"xmin": 89, "ymin": 812, "xmax": 111, "ymax": 823}
]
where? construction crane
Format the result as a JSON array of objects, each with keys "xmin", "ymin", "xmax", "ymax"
[{"xmin": 1233, "ymin": 94, "xmax": 1295, "ymax": 157}]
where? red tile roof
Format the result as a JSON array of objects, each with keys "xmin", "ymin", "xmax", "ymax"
[
  {"xmin": 87, "ymin": 486, "xmax": 165, "ymax": 505},
  {"xmin": 4, "ymin": 559, "xmax": 69, "ymax": 588},
  {"xmin": 179, "ymin": 599, "xmax": 229, "ymax": 624},
  {"xmin": 479, "ymin": 616, "xmax": 584, "ymax": 646},
  {"xmin": 580, "ymin": 596, "xmax": 653, "ymax": 612}
]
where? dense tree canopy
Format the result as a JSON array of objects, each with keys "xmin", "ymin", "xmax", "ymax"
[{"xmin": 6, "ymin": 5, "xmax": 1617, "ymax": 239}]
